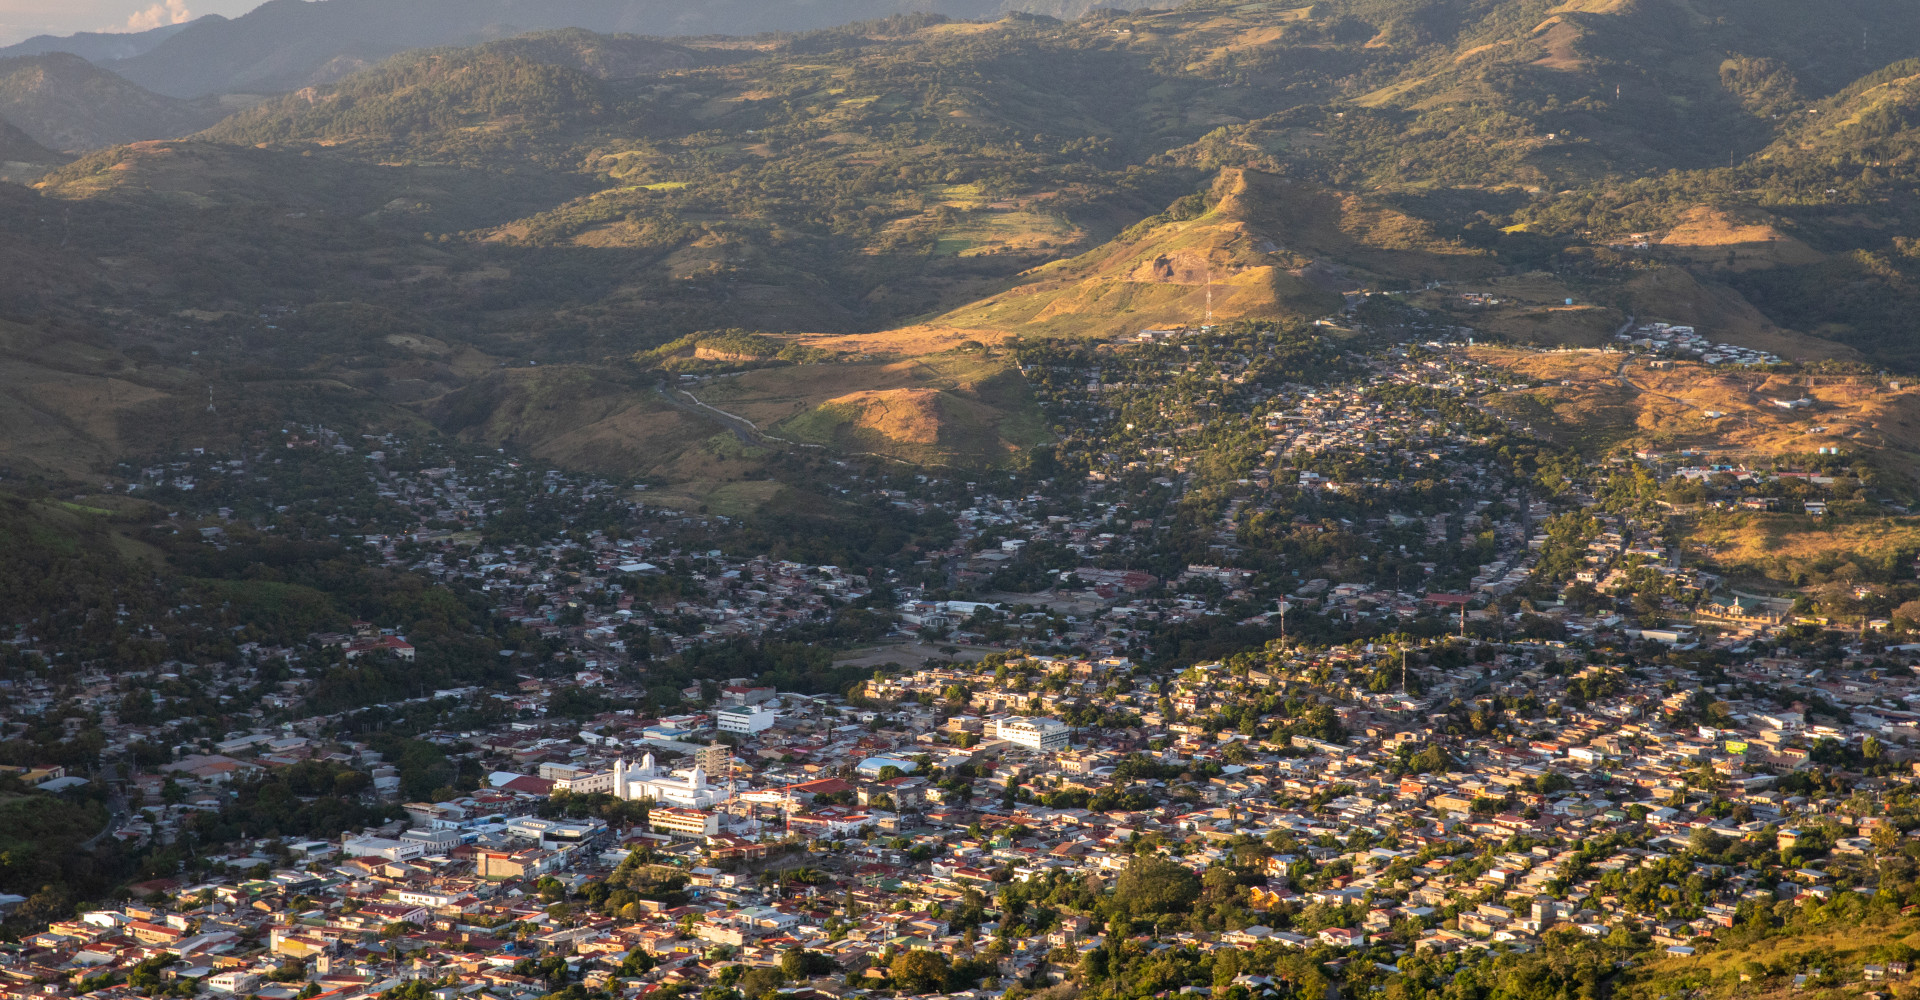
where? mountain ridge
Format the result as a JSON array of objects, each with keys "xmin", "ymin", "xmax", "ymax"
[
  {"xmin": 0, "ymin": 53, "xmax": 231, "ymax": 153},
  {"xmin": 0, "ymin": 18, "xmax": 210, "ymax": 64},
  {"xmin": 39, "ymin": 0, "xmax": 1154, "ymax": 100},
  {"xmin": 6, "ymin": 1, "xmax": 1920, "ymax": 479}
]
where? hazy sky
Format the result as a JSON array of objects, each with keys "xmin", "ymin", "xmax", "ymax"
[{"xmin": 0, "ymin": 0, "xmax": 265, "ymax": 45}]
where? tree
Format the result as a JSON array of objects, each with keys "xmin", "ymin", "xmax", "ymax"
[
  {"xmin": 889, "ymin": 949, "xmax": 953, "ymax": 994},
  {"xmin": 1688, "ymin": 827, "xmax": 1729, "ymax": 856},
  {"xmin": 737, "ymin": 967, "xmax": 785, "ymax": 1000},
  {"xmin": 781, "ymin": 947, "xmax": 837, "ymax": 980},
  {"xmin": 1408, "ymin": 746, "xmax": 1451, "ymax": 774},
  {"xmin": 1113, "ymin": 855, "xmax": 1202, "ymax": 915},
  {"xmin": 619, "ymin": 950, "xmax": 657, "ymax": 977},
  {"xmin": 1534, "ymin": 770, "xmax": 1573, "ymax": 794}
]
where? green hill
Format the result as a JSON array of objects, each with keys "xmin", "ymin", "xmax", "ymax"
[
  {"xmin": 8, "ymin": 1, "xmax": 1920, "ymax": 479},
  {"xmin": 0, "ymin": 117, "xmax": 65, "ymax": 182}
]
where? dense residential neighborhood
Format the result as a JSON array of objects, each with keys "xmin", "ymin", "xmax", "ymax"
[{"xmin": 2, "ymin": 329, "xmax": 1915, "ymax": 1000}]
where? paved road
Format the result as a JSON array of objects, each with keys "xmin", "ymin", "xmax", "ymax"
[
  {"xmin": 79, "ymin": 763, "xmax": 126, "ymax": 851},
  {"xmin": 651, "ymin": 379, "xmax": 768, "ymax": 448}
]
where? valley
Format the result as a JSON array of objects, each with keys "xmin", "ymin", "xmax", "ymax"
[{"xmin": 6, "ymin": 4, "xmax": 1920, "ymax": 1000}]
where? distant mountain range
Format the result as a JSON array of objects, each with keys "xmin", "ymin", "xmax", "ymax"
[
  {"xmin": 0, "ymin": 0, "xmax": 1143, "ymax": 100},
  {"xmin": 0, "ymin": 53, "xmax": 231, "ymax": 153},
  {"xmin": 0, "ymin": 18, "xmax": 204, "ymax": 64}
]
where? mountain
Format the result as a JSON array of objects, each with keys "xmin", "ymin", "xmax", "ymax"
[
  {"xmin": 81, "ymin": 0, "xmax": 1150, "ymax": 99},
  {"xmin": 0, "ymin": 117, "xmax": 66, "ymax": 182},
  {"xmin": 9, "ymin": 0, "xmax": 1920, "ymax": 480},
  {"xmin": 0, "ymin": 53, "xmax": 229, "ymax": 152},
  {"xmin": 928, "ymin": 168, "xmax": 1482, "ymax": 341},
  {"xmin": 0, "ymin": 18, "xmax": 212, "ymax": 64}
]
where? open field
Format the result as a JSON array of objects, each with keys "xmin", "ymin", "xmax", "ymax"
[
  {"xmin": 635, "ymin": 479, "xmax": 787, "ymax": 516},
  {"xmin": 932, "ymin": 209, "xmax": 1082, "ymax": 257},
  {"xmin": 1620, "ymin": 268, "xmax": 1858, "ymax": 360},
  {"xmin": 1629, "ymin": 920, "xmax": 1920, "ymax": 1000},
  {"xmin": 920, "ymin": 169, "xmax": 1514, "ymax": 342},
  {"xmin": 1474, "ymin": 348, "xmax": 1920, "ymax": 479},
  {"xmin": 427, "ymin": 365, "xmax": 748, "ymax": 477},
  {"xmin": 1651, "ymin": 205, "xmax": 1825, "ymax": 272},
  {"xmin": 788, "ymin": 326, "xmax": 1012, "ymax": 358},
  {"xmin": 1684, "ymin": 511, "xmax": 1920, "ymax": 584},
  {"xmin": 688, "ymin": 351, "xmax": 1046, "ymax": 467},
  {"xmin": 1407, "ymin": 264, "xmax": 1859, "ymax": 360}
]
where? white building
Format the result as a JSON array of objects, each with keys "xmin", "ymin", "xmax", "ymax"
[
  {"xmin": 394, "ymin": 888, "xmax": 463, "ymax": 909},
  {"xmin": 717, "ymin": 706, "xmax": 777, "ymax": 735},
  {"xmin": 994, "ymin": 716, "xmax": 1071, "ymax": 752},
  {"xmin": 341, "ymin": 836, "xmax": 424, "ymax": 862},
  {"xmin": 206, "ymin": 972, "xmax": 260, "ymax": 994},
  {"xmin": 505, "ymin": 817, "xmax": 605, "ymax": 847},
  {"xmin": 601, "ymin": 753, "xmax": 727, "ymax": 807},
  {"xmin": 398, "ymin": 828, "xmax": 461, "ymax": 852}
]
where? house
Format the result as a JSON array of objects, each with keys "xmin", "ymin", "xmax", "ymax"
[
  {"xmin": 1318, "ymin": 928, "xmax": 1367, "ymax": 948},
  {"xmin": 342, "ymin": 635, "xmax": 416, "ymax": 662}
]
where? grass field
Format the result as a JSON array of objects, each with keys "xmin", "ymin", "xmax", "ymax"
[
  {"xmin": 638, "ymin": 479, "xmax": 786, "ymax": 516},
  {"xmin": 1685, "ymin": 511, "xmax": 1920, "ymax": 584},
  {"xmin": 1621, "ymin": 267, "xmax": 1858, "ymax": 361},
  {"xmin": 924, "ymin": 168, "xmax": 1516, "ymax": 341},
  {"xmin": 933, "ymin": 209, "xmax": 1082, "ymax": 257},
  {"xmin": 1628, "ymin": 919, "xmax": 1920, "ymax": 1000},
  {"xmin": 1474, "ymin": 348, "xmax": 1920, "ymax": 480},
  {"xmin": 1652, "ymin": 206, "xmax": 1824, "ymax": 272},
  {"xmin": 789, "ymin": 326, "xmax": 1010, "ymax": 358},
  {"xmin": 684, "ymin": 348, "xmax": 1046, "ymax": 467}
]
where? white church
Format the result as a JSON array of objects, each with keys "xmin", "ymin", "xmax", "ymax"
[{"xmin": 553, "ymin": 753, "xmax": 725, "ymax": 808}]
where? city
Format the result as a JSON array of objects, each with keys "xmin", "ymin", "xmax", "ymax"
[{"xmin": 1, "ymin": 327, "xmax": 1912, "ymax": 1000}]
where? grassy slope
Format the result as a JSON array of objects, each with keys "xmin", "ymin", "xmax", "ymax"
[
  {"xmin": 930, "ymin": 167, "xmax": 1495, "ymax": 339},
  {"xmin": 1476, "ymin": 349, "xmax": 1920, "ymax": 468},
  {"xmin": 14, "ymin": 2, "xmax": 1920, "ymax": 483},
  {"xmin": 687, "ymin": 350, "xmax": 1050, "ymax": 468}
]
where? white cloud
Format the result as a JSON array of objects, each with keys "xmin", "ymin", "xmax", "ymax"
[{"xmin": 123, "ymin": 0, "xmax": 192, "ymax": 31}]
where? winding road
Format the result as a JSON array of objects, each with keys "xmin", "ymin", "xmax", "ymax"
[{"xmin": 650, "ymin": 378, "xmax": 773, "ymax": 448}]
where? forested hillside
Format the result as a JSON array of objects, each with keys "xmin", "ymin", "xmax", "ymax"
[
  {"xmin": 2, "ymin": 0, "xmax": 1920, "ymax": 478},
  {"xmin": 0, "ymin": 53, "xmax": 229, "ymax": 152}
]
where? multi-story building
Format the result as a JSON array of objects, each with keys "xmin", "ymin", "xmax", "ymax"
[
  {"xmin": 718, "ymin": 706, "xmax": 778, "ymax": 735},
  {"xmin": 696, "ymin": 742, "xmax": 733, "ymax": 774},
  {"xmin": 994, "ymin": 716, "xmax": 1071, "ymax": 752},
  {"xmin": 649, "ymin": 807, "xmax": 719, "ymax": 839}
]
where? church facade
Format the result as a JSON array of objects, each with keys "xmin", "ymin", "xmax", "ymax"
[{"xmin": 552, "ymin": 752, "xmax": 724, "ymax": 808}]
